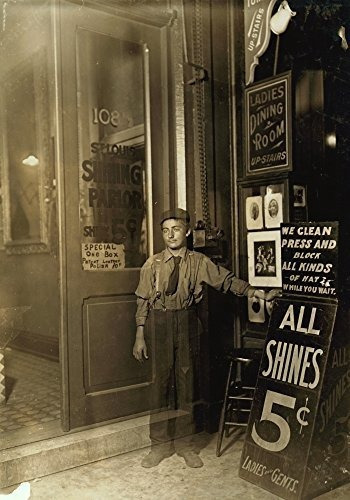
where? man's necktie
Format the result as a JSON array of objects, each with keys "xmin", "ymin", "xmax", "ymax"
[{"xmin": 165, "ymin": 256, "xmax": 181, "ymax": 295}]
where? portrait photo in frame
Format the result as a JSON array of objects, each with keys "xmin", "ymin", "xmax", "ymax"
[
  {"xmin": 247, "ymin": 230, "xmax": 282, "ymax": 287},
  {"xmin": 264, "ymin": 192, "xmax": 283, "ymax": 228},
  {"xmin": 248, "ymin": 293, "xmax": 265, "ymax": 323},
  {"xmin": 246, "ymin": 195, "xmax": 263, "ymax": 230},
  {"xmin": 293, "ymin": 185, "xmax": 306, "ymax": 207}
]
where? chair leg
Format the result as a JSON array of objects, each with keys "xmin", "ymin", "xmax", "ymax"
[
  {"xmin": 216, "ymin": 360, "xmax": 234, "ymax": 457},
  {"xmin": 225, "ymin": 406, "xmax": 231, "ymax": 438},
  {"xmin": 216, "ymin": 350, "xmax": 261, "ymax": 457}
]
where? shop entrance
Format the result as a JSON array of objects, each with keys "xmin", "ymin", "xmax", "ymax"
[
  {"xmin": 56, "ymin": 1, "xmax": 173, "ymax": 430},
  {"xmin": 0, "ymin": 0, "xmax": 175, "ymax": 443}
]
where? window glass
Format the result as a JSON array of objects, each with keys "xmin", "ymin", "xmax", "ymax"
[{"xmin": 77, "ymin": 29, "xmax": 147, "ymax": 270}]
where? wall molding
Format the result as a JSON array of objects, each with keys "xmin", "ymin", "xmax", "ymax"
[{"xmin": 10, "ymin": 331, "xmax": 59, "ymax": 361}]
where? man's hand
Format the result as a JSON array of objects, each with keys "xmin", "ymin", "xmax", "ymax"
[
  {"xmin": 133, "ymin": 326, "xmax": 148, "ymax": 362},
  {"xmin": 252, "ymin": 288, "xmax": 282, "ymax": 302},
  {"xmin": 264, "ymin": 288, "xmax": 282, "ymax": 302},
  {"xmin": 133, "ymin": 338, "xmax": 148, "ymax": 362}
]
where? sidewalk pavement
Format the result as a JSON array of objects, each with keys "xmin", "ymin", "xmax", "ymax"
[{"xmin": 1, "ymin": 432, "xmax": 349, "ymax": 499}]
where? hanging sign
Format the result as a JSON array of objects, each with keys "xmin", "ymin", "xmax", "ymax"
[
  {"xmin": 245, "ymin": 72, "xmax": 291, "ymax": 174},
  {"xmin": 239, "ymin": 296, "xmax": 338, "ymax": 499},
  {"xmin": 281, "ymin": 222, "xmax": 338, "ymax": 298},
  {"xmin": 244, "ymin": 0, "xmax": 278, "ymax": 85},
  {"xmin": 81, "ymin": 243, "xmax": 125, "ymax": 270}
]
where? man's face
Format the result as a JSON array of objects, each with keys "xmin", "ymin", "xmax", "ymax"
[
  {"xmin": 161, "ymin": 218, "xmax": 189, "ymax": 251},
  {"xmin": 268, "ymin": 199, "xmax": 279, "ymax": 218}
]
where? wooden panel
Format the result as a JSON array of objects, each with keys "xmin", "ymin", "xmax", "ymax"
[{"xmin": 83, "ymin": 295, "xmax": 152, "ymax": 393}]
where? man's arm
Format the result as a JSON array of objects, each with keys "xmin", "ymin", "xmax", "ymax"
[
  {"xmin": 199, "ymin": 255, "xmax": 281, "ymax": 301},
  {"xmin": 133, "ymin": 259, "xmax": 153, "ymax": 362},
  {"xmin": 133, "ymin": 324, "xmax": 148, "ymax": 362},
  {"xmin": 135, "ymin": 297, "xmax": 149, "ymax": 328}
]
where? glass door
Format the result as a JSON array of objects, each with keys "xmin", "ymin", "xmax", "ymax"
[{"xmin": 56, "ymin": 0, "xmax": 173, "ymax": 429}]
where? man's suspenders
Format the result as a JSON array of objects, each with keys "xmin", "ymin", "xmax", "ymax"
[
  {"xmin": 151, "ymin": 252, "xmax": 202, "ymax": 308},
  {"xmin": 148, "ymin": 257, "xmax": 162, "ymax": 308}
]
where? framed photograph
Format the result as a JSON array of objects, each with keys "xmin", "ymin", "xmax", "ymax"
[
  {"xmin": 248, "ymin": 294, "xmax": 265, "ymax": 323},
  {"xmin": 246, "ymin": 196, "xmax": 263, "ymax": 230},
  {"xmin": 293, "ymin": 185, "xmax": 306, "ymax": 207},
  {"xmin": 248, "ymin": 230, "xmax": 282, "ymax": 287},
  {"xmin": 264, "ymin": 192, "xmax": 283, "ymax": 228}
]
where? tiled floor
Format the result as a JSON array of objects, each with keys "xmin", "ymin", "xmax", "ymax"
[{"xmin": 0, "ymin": 348, "xmax": 60, "ymax": 433}]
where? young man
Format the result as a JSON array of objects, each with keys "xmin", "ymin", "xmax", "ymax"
[{"xmin": 133, "ymin": 208, "xmax": 279, "ymax": 468}]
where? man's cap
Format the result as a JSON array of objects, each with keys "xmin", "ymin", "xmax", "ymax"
[{"xmin": 160, "ymin": 208, "xmax": 190, "ymax": 225}]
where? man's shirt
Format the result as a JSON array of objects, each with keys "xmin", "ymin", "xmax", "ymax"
[{"xmin": 135, "ymin": 247, "xmax": 253, "ymax": 326}]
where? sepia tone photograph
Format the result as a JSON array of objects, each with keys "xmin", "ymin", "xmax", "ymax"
[
  {"xmin": 246, "ymin": 195, "xmax": 263, "ymax": 230},
  {"xmin": 264, "ymin": 191, "xmax": 283, "ymax": 228},
  {"xmin": 248, "ymin": 230, "xmax": 282, "ymax": 287},
  {"xmin": 0, "ymin": 0, "xmax": 349, "ymax": 499},
  {"xmin": 293, "ymin": 184, "xmax": 307, "ymax": 207}
]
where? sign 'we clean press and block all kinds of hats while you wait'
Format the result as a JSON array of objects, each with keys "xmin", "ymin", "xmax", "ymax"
[{"xmin": 240, "ymin": 222, "xmax": 350, "ymax": 499}]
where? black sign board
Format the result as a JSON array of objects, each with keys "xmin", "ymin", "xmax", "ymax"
[
  {"xmin": 245, "ymin": 73, "xmax": 292, "ymax": 175},
  {"xmin": 239, "ymin": 297, "xmax": 338, "ymax": 499},
  {"xmin": 281, "ymin": 222, "xmax": 338, "ymax": 299}
]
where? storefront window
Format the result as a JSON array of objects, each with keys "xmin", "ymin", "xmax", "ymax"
[
  {"xmin": 0, "ymin": 0, "xmax": 61, "ymax": 448},
  {"xmin": 0, "ymin": 47, "xmax": 52, "ymax": 254},
  {"xmin": 77, "ymin": 29, "xmax": 148, "ymax": 270}
]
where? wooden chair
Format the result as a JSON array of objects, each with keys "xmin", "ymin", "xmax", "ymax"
[{"xmin": 216, "ymin": 348, "xmax": 261, "ymax": 457}]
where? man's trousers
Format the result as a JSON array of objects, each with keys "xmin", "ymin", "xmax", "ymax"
[{"xmin": 146, "ymin": 308, "xmax": 201, "ymax": 450}]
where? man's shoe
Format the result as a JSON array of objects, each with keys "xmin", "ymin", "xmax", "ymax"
[
  {"xmin": 178, "ymin": 450, "xmax": 203, "ymax": 468},
  {"xmin": 141, "ymin": 446, "xmax": 174, "ymax": 468}
]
